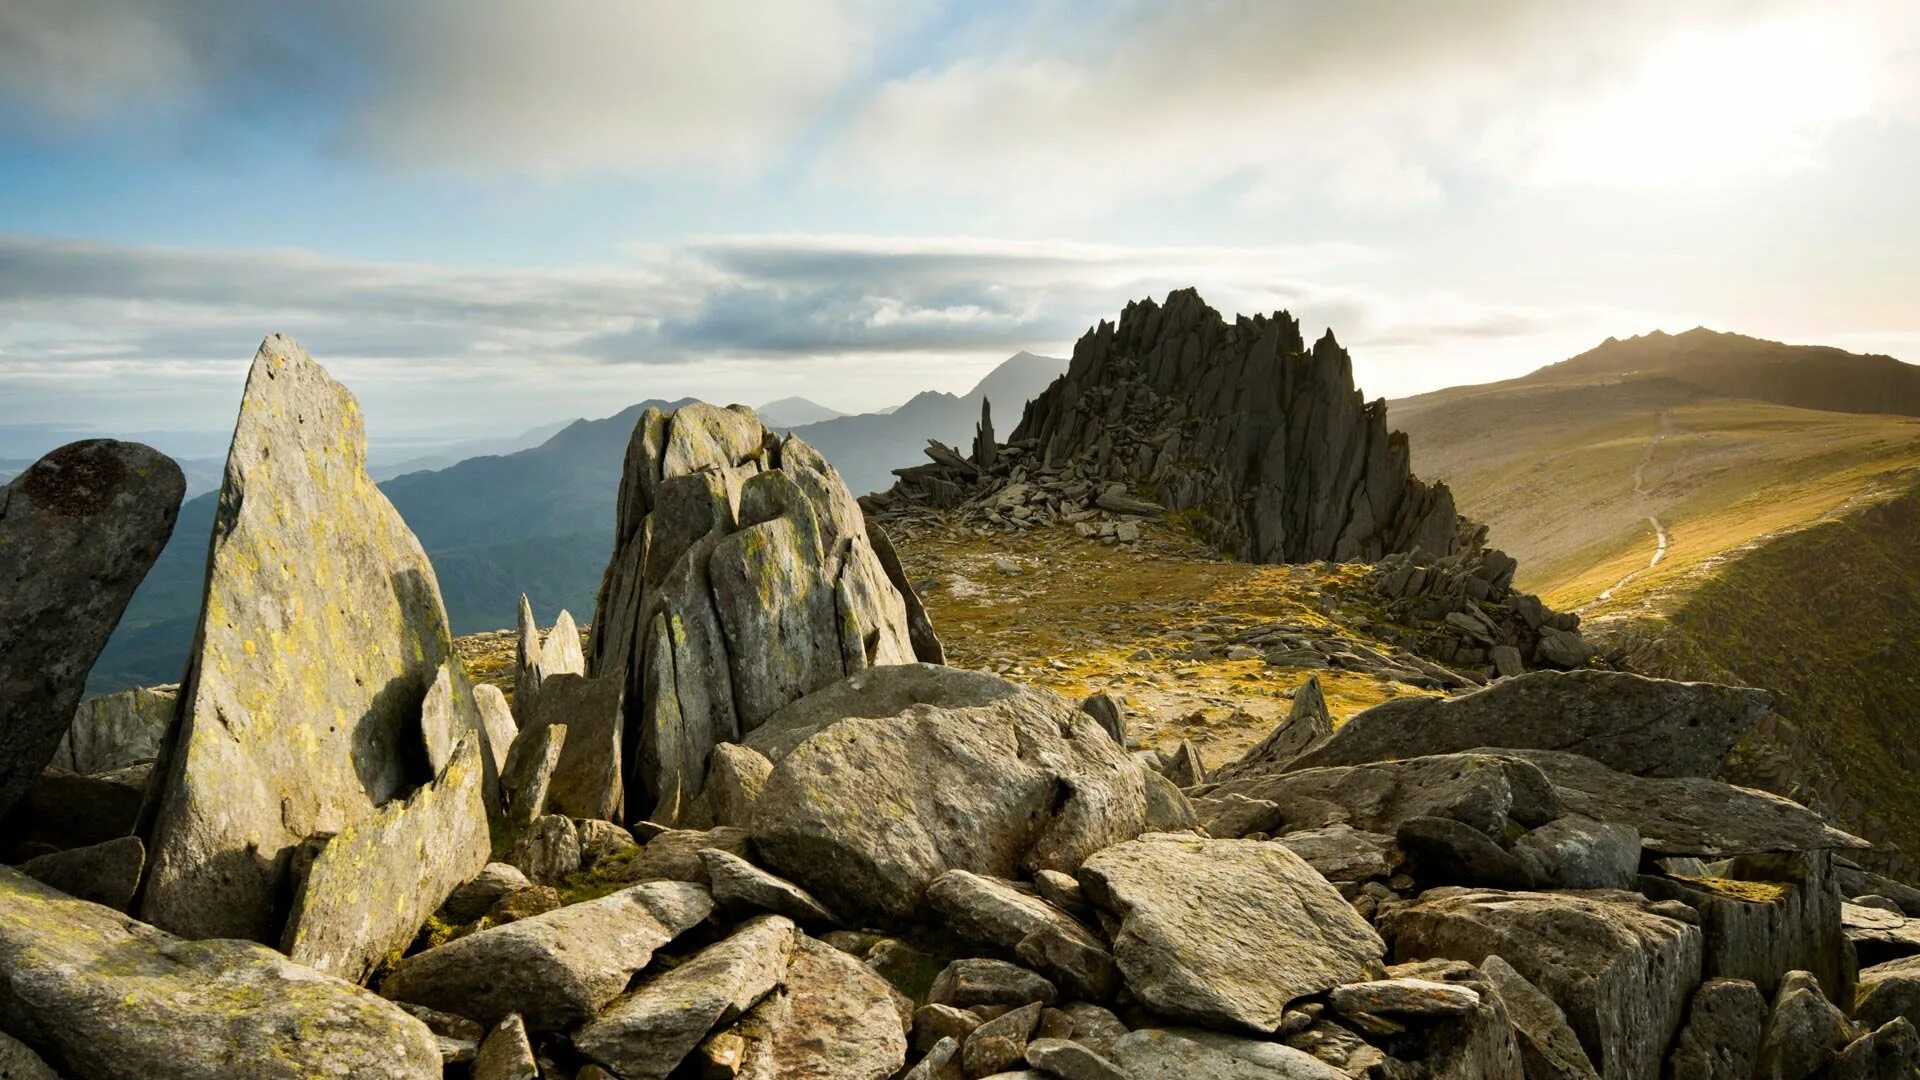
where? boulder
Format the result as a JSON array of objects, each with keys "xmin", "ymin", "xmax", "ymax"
[
  {"xmin": 0, "ymin": 439, "xmax": 183, "ymax": 818},
  {"xmin": 1078, "ymin": 834, "xmax": 1384, "ymax": 1033},
  {"xmin": 1754, "ymin": 970, "xmax": 1858, "ymax": 1080},
  {"xmin": 1638, "ymin": 851, "xmax": 1851, "ymax": 1001},
  {"xmin": 1396, "ymin": 815, "xmax": 1537, "ymax": 888},
  {"xmin": 1024, "ymin": 1037, "xmax": 1128, "ymax": 1080},
  {"xmin": 751, "ymin": 672, "xmax": 1164, "ymax": 921},
  {"xmin": 141, "ymin": 336, "xmax": 476, "ymax": 944},
  {"xmin": 706, "ymin": 742, "xmax": 773, "ymax": 826},
  {"xmin": 1857, "ymin": 956, "xmax": 1920, "ymax": 1033},
  {"xmin": 18, "ymin": 762, "xmax": 148, "ymax": 850},
  {"xmin": 926, "ymin": 869, "xmax": 1117, "ymax": 1000},
  {"xmin": 471, "ymin": 684, "xmax": 518, "ymax": 775},
  {"xmin": 1108, "ymin": 1028, "xmax": 1348, "ymax": 1079},
  {"xmin": 575, "ymin": 915, "xmax": 797, "ymax": 1080},
  {"xmin": 19, "ymin": 834, "xmax": 144, "ymax": 910},
  {"xmin": 398, "ymin": 1002, "xmax": 481, "ymax": 1066},
  {"xmin": 1830, "ymin": 1018, "xmax": 1920, "ymax": 1080},
  {"xmin": 1272, "ymin": 824, "xmax": 1397, "ymax": 883},
  {"xmin": 1380, "ymin": 887, "xmax": 1703, "ymax": 1080},
  {"xmin": 1327, "ymin": 977, "xmax": 1482, "ymax": 1016},
  {"xmin": 1290, "ymin": 670, "xmax": 1767, "ymax": 778},
  {"xmin": 929, "ymin": 958, "xmax": 1058, "ymax": 1009},
  {"xmin": 741, "ymin": 662, "xmax": 1022, "ymax": 763},
  {"xmin": 1665, "ymin": 977, "xmax": 1766, "ymax": 1080},
  {"xmin": 1201, "ymin": 752, "xmax": 1561, "ymax": 839},
  {"xmin": 0, "ymin": 1032, "xmax": 59, "ymax": 1080},
  {"xmin": 1513, "ymin": 815, "xmax": 1640, "ymax": 890},
  {"xmin": 588, "ymin": 404, "xmax": 940, "ymax": 823},
  {"xmin": 443, "ymin": 862, "xmax": 532, "ymax": 923},
  {"xmin": 0, "ymin": 866, "xmax": 439, "ymax": 1078},
  {"xmin": 516, "ymin": 600, "xmax": 584, "ymax": 723},
  {"xmin": 505, "ymin": 813, "xmax": 581, "ymax": 885},
  {"xmin": 472, "ymin": 1014, "xmax": 537, "ymax": 1080},
  {"xmin": 1192, "ymin": 792, "xmax": 1286, "ymax": 838},
  {"xmin": 577, "ymin": 818, "xmax": 640, "ymax": 867},
  {"xmin": 1503, "ymin": 748, "xmax": 1868, "ymax": 857},
  {"xmin": 379, "ymin": 880, "xmax": 712, "ymax": 1030},
  {"xmin": 500, "ymin": 720, "xmax": 566, "ymax": 826},
  {"xmin": 1479, "ymin": 954, "xmax": 1600, "ymax": 1080},
  {"xmin": 1843, "ymin": 903, "xmax": 1920, "ymax": 967},
  {"xmin": 724, "ymin": 934, "xmax": 908, "ymax": 1080},
  {"xmin": 965, "ymin": 1001, "xmax": 1042, "ymax": 1076},
  {"xmin": 282, "ymin": 731, "xmax": 491, "ymax": 982},
  {"xmin": 50, "ymin": 684, "xmax": 177, "ymax": 775},
  {"xmin": 600, "ymin": 826, "xmax": 751, "ymax": 886},
  {"xmin": 525, "ymin": 672, "xmax": 623, "ymax": 821},
  {"xmin": 1213, "ymin": 675, "xmax": 1333, "ymax": 780},
  {"xmin": 700, "ymin": 847, "xmax": 841, "ymax": 925}
]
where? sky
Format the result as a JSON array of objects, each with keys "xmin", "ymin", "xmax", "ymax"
[{"xmin": 3, "ymin": 0, "xmax": 1918, "ymax": 452}]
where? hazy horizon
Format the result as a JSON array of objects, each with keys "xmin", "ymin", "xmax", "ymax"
[{"xmin": 5, "ymin": 1, "xmax": 1918, "ymax": 443}]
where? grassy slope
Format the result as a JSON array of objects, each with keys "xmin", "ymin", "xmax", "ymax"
[{"xmin": 1395, "ymin": 365, "xmax": 1920, "ymax": 874}]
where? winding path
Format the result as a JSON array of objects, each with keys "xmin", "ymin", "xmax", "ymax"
[{"xmin": 1594, "ymin": 412, "xmax": 1671, "ymax": 604}]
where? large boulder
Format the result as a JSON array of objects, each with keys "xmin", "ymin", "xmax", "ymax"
[
  {"xmin": 0, "ymin": 867, "xmax": 439, "ymax": 1078},
  {"xmin": 523, "ymin": 672, "xmax": 623, "ymax": 821},
  {"xmin": 1504, "ymin": 749, "xmax": 1870, "ymax": 858},
  {"xmin": 0, "ymin": 440, "xmax": 183, "ymax": 818},
  {"xmin": 19, "ymin": 834, "xmax": 145, "ymax": 911},
  {"xmin": 1666, "ymin": 977, "xmax": 1767, "ymax": 1080},
  {"xmin": 720, "ymin": 934, "xmax": 908, "ymax": 1079},
  {"xmin": 141, "ymin": 336, "xmax": 481, "ymax": 943},
  {"xmin": 588, "ymin": 404, "xmax": 941, "ymax": 824},
  {"xmin": 926, "ymin": 869, "xmax": 1117, "ymax": 1000},
  {"xmin": 1289, "ymin": 670, "xmax": 1768, "ymax": 778},
  {"xmin": 1856, "ymin": 955, "xmax": 1920, "ymax": 1033},
  {"xmin": 1199, "ymin": 752, "xmax": 1560, "ymax": 839},
  {"xmin": 379, "ymin": 880, "xmax": 712, "ymax": 1030},
  {"xmin": 1380, "ymin": 887, "xmax": 1703, "ymax": 1080},
  {"xmin": 1479, "ymin": 954, "xmax": 1600, "ymax": 1080},
  {"xmin": 1638, "ymin": 851, "xmax": 1851, "ymax": 1002},
  {"xmin": 281, "ymin": 731, "xmax": 491, "ymax": 982},
  {"xmin": 750, "ymin": 670, "xmax": 1170, "ymax": 921},
  {"xmin": 50, "ymin": 684, "xmax": 177, "ymax": 775},
  {"xmin": 1077, "ymin": 834, "xmax": 1385, "ymax": 1033}
]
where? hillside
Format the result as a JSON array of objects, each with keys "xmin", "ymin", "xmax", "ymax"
[
  {"xmin": 86, "ymin": 352, "xmax": 1068, "ymax": 693},
  {"xmin": 1394, "ymin": 333, "xmax": 1920, "ymax": 873}
]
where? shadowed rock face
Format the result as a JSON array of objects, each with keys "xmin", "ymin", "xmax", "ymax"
[
  {"xmin": 588, "ymin": 402, "xmax": 941, "ymax": 824},
  {"xmin": 0, "ymin": 440, "xmax": 184, "ymax": 818},
  {"xmin": 140, "ymin": 334, "xmax": 478, "ymax": 944},
  {"xmin": 1010, "ymin": 288, "xmax": 1459, "ymax": 564}
]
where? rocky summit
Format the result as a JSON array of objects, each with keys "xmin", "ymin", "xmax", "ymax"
[{"xmin": 3, "ymin": 319, "xmax": 1919, "ymax": 1080}]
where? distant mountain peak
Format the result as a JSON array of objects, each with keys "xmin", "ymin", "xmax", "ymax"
[{"xmin": 756, "ymin": 396, "xmax": 845, "ymax": 428}]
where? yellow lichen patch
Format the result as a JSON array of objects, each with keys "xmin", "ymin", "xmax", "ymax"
[{"xmin": 1669, "ymin": 874, "xmax": 1793, "ymax": 904}]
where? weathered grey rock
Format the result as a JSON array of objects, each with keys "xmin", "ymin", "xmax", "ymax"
[
  {"xmin": 914, "ymin": 1004, "xmax": 984, "ymax": 1052},
  {"xmin": 1397, "ymin": 815, "xmax": 1537, "ymax": 888},
  {"xmin": 1845, "ymin": 902, "xmax": 1920, "ymax": 967},
  {"xmin": 19, "ymin": 834, "xmax": 144, "ymax": 910},
  {"xmin": 379, "ymin": 880, "xmax": 712, "ymax": 1030},
  {"xmin": 50, "ymin": 684, "xmax": 177, "ymax": 775},
  {"xmin": 1273, "ymin": 824, "xmax": 1396, "ymax": 882},
  {"xmin": 927, "ymin": 870, "xmax": 1116, "ymax": 1000},
  {"xmin": 1479, "ymin": 954, "xmax": 1600, "ymax": 1080},
  {"xmin": 1639, "ymin": 851, "xmax": 1851, "ymax": 1001},
  {"xmin": 742, "ymin": 662, "xmax": 1023, "ymax": 763},
  {"xmin": 1163, "ymin": 740, "xmax": 1207, "ymax": 787},
  {"xmin": 589, "ymin": 403, "xmax": 939, "ymax": 823},
  {"xmin": 752, "ymin": 672, "xmax": 1164, "ymax": 921},
  {"xmin": 500, "ymin": 720, "xmax": 566, "ymax": 826},
  {"xmin": 1078, "ymin": 834, "xmax": 1384, "ymax": 1033},
  {"xmin": 517, "ymin": 602, "xmax": 585, "ymax": 724},
  {"xmin": 929, "ymin": 958, "xmax": 1058, "ymax": 1009},
  {"xmin": 966, "ymin": 1002, "xmax": 1042, "ymax": 1076},
  {"xmin": 1008, "ymin": 289, "xmax": 1459, "ymax": 564},
  {"xmin": 528, "ymin": 672, "xmax": 623, "ymax": 821},
  {"xmin": 1665, "ymin": 977, "xmax": 1765, "ymax": 1080},
  {"xmin": 506, "ymin": 812, "xmax": 581, "ymax": 886},
  {"xmin": 1078, "ymin": 691, "xmax": 1127, "ymax": 745},
  {"xmin": 20, "ymin": 763, "xmax": 148, "ymax": 852},
  {"xmin": 486, "ymin": 884, "xmax": 559, "ymax": 924},
  {"xmin": 1213, "ymin": 676, "xmax": 1332, "ymax": 781},
  {"xmin": 1034, "ymin": 868, "xmax": 1087, "ymax": 915},
  {"xmin": 700, "ymin": 847, "xmax": 841, "ymax": 924},
  {"xmin": 397, "ymin": 1002, "xmax": 482, "ymax": 1065},
  {"xmin": 1830, "ymin": 1017, "xmax": 1920, "ymax": 1080},
  {"xmin": 1328, "ymin": 977, "xmax": 1481, "ymax": 1017},
  {"xmin": 1515, "ymin": 815, "xmax": 1641, "ymax": 890},
  {"xmin": 707, "ymin": 742, "xmax": 774, "ymax": 826},
  {"xmin": 727, "ymin": 934, "xmax": 908, "ymax": 1080},
  {"xmin": 1837, "ymin": 864, "xmax": 1920, "ymax": 918},
  {"xmin": 444, "ymin": 862, "xmax": 531, "ymax": 923},
  {"xmin": 904, "ymin": 1036, "xmax": 963, "ymax": 1080},
  {"xmin": 0, "ymin": 866, "xmax": 439, "ymax": 1078},
  {"xmin": 141, "ymin": 337, "xmax": 473, "ymax": 943},
  {"xmin": 1193, "ymin": 792, "xmax": 1286, "ymax": 838},
  {"xmin": 472, "ymin": 1014, "xmax": 537, "ymax": 1080},
  {"xmin": 1109, "ymin": 1028, "xmax": 1348, "ymax": 1079},
  {"xmin": 1291, "ymin": 671, "xmax": 1767, "ymax": 778},
  {"xmin": 1200, "ymin": 752, "xmax": 1560, "ymax": 839},
  {"xmin": 1754, "ymin": 970, "xmax": 1858, "ymax": 1080},
  {"xmin": 1281, "ymin": 1020, "xmax": 1391, "ymax": 1076},
  {"xmin": 0, "ymin": 440, "xmax": 182, "ymax": 819},
  {"xmin": 575, "ymin": 915, "xmax": 796, "ymax": 1080},
  {"xmin": 283, "ymin": 730, "xmax": 491, "ymax": 982},
  {"xmin": 1057, "ymin": 1002, "xmax": 1129, "ymax": 1057},
  {"xmin": 1857, "ymin": 955, "xmax": 1920, "ymax": 1033},
  {"xmin": 472, "ymin": 683, "xmax": 518, "ymax": 775},
  {"xmin": 602, "ymin": 826, "xmax": 751, "ymax": 886},
  {"xmin": 0, "ymin": 1031, "xmax": 59, "ymax": 1080},
  {"xmin": 577, "ymin": 817, "xmax": 640, "ymax": 867},
  {"xmin": 1025, "ymin": 1036, "xmax": 1128, "ymax": 1080},
  {"xmin": 1380, "ymin": 887, "xmax": 1702, "ymax": 1080}
]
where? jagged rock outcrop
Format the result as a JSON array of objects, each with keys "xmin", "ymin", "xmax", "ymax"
[
  {"xmin": 588, "ymin": 403, "xmax": 941, "ymax": 824},
  {"xmin": 1362, "ymin": 545, "xmax": 1599, "ymax": 677},
  {"xmin": 140, "ymin": 335, "xmax": 488, "ymax": 945},
  {"xmin": 869, "ymin": 289, "xmax": 1458, "ymax": 564},
  {"xmin": 0, "ymin": 440, "xmax": 183, "ymax": 819}
]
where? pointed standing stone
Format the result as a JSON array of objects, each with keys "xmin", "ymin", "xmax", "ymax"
[
  {"xmin": 0, "ymin": 440, "xmax": 183, "ymax": 818},
  {"xmin": 140, "ymin": 335, "xmax": 476, "ymax": 944}
]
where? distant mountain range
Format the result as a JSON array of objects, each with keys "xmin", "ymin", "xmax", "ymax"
[
  {"xmin": 87, "ymin": 351, "xmax": 1067, "ymax": 693},
  {"xmin": 757, "ymin": 396, "xmax": 847, "ymax": 428}
]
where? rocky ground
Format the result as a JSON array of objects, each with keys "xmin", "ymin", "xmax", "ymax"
[{"xmin": 7, "ymin": 320, "xmax": 1920, "ymax": 1080}]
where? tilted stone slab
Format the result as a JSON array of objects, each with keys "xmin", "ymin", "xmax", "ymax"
[
  {"xmin": 0, "ymin": 866, "xmax": 439, "ymax": 1079},
  {"xmin": 141, "ymin": 335, "xmax": 475, "ymax": 943},
  {"xmin": 0, "ymin": 440, "xmax": 183, "ymax": 817},
  {"xmin": 51, "ymin": 684, "xmax": 177, "ymax": 775},
  {"xmin": 282, "ymin": 731, "xmax": 491, "ymax": 982}
]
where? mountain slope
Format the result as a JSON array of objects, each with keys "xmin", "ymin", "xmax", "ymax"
[
  {"xmin": 1394, "ymin": 332, "xmax": 1920, "ymax": 874},
  {"xmin": 756, "ymin": 396, "xmax": 845, "ymax": 428}
]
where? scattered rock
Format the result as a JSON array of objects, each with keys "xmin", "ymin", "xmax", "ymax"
[
  {"xmin": 701, "ymin": 847, "xmax": 842, "ymax": 925},
  {"xmin": 443, "ymin": 862, "xmax": 532, "ymax": 923},
  {"xmin": 471, "ymin": 1014, "xmax": 537, "ymax": 1080},
  {"xmin": 1754, "ymin": 970, "xmax": 1858, "ymax": 1080},
  {"xmin": 506, "ymin": 812, "xmax": 581, "ymax": 886},
  {"xmin": 1665, "ymin": 977, "xmax": 1766, "ymax": 1080},
  {"xmin": 1212, "ymin": 675, "xmax": 1332, "ymax": 780},
  {"xmin": 724, "ymin": 934, "xmax": 908, "ymax": 1080},
  {"xmin": 929, "ymin": 958, "xmax": 1058, "ymax": 1009},
  {"xmin": 927, "ymin": 870, "xmax": 1116, "ymax": 1000}
]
